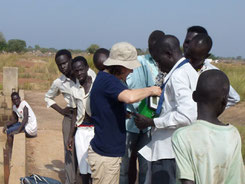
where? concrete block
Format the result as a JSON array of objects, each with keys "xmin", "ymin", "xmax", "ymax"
[
  {"xmin": 5, "ymin": 96, "xmax": 12, "ymax": 109},
  {"xmin": 2, "ymin": 115, "xmax": 8, "ymax": 121},
  {"xmin": 0, "ymin": 96, "xmax": 4, "ymax": 104},
  {"xmin": 8, "ymin": 133, "xmax": 26, "ymax": 184},
  {"xmin": 4, "ymin": 109, "xmax": 12, "ymax": 116},
  {"xmin": 3, "ymin": 67, "xmax": 18, "ymax": 96},
  {"xmin": 1, "ymin": 102, "xmax": 7, "ymax": 109},
  {"xmin": 0, "ymin": 128, "xmax": 7, "ymax": 184},
  {"xmin": 0, "ymin": 108, "xmax": 4, "ymax": 115},
  {"xmin": 19, "ymin": 90, "xmax": 25, "ymax": 100}
]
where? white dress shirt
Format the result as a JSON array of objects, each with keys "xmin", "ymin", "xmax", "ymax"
[
  {"xmin": 199, "ymin": 59, "xmax": 240, "ymax": 107},
  {"xmin": 44, "ymin": 75, "xmax": 76, "ymax": 108},
  {"xmin": 72, "ymin": 70, "xmax": 96, "ymax": 126},
  {"xmin": 139, "ymin": 57, "xmax": 199, "ymax": 161},
  {"xmin": 44, "ymin": 68, "xmax": 96, "ymax": 109}
]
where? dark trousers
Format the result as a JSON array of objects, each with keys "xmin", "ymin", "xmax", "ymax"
[
  {"xmin": 120, "ymin": 131, "xmax": 151, "ymax": 184},
  {"xmin": 62, "ymin": 116, "xmax": 77, "ymax": 184},
  {"xmin": 151, "ymin": 159, "xmax": 176, "ymax": 184}
]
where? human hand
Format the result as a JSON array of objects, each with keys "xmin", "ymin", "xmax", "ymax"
[
  {"xmin": 126, "ymin": 111, "xmax": 133, "ymax": 119},
  {"xmin": 67, "ymin": 136, "xmax": 74, "ymax": 152},
  {"xmin": 62, "ymin": 107, "xmax": 73, "ymax": 118},
  {"xmin": 149, "ymin": 86, "xmax": 162, "ymax": 96},
  {"xmin": 132, "ymin": 112, "xmax": 155, "ymax": 130}
]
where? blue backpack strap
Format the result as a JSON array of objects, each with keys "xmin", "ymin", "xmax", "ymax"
[{"xmin": 155, "ymin": 59, "xmax": 189, "ymax": 116}]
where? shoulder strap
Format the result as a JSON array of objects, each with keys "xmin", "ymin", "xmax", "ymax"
[{"xmin": 155, "ymin": 59, "xmax": 189, "ymax": 116}]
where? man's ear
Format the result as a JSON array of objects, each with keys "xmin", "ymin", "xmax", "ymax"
[
  {"xmin": 221, "ymin": 94, "xmax": 228, "ymax": 107},
  {"xmin": 166, "ymin": 51, "xmax": 172, "ymax": 59},
  {"xmin": 192, "ymin": 91, "xmax": 198, "ymax": 102}
]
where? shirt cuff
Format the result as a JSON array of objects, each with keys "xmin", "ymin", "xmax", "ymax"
[
  {"xmin": 46, "ymin": 100, "xmax": 56, "ymax": 108},
  {"xmin": 153, "ymin": 117, "xmax": 166, "ymax": 129}
]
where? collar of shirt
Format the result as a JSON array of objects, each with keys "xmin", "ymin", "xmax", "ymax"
[
  {"xmin": 60, "ymin": 74, "xmax": 71, "ymax": 83},
  {"xmin": 163, "ymin": 57, "xmax": 186, "ymax": 84},
  {"xmin": 74, "ymin": 76, "xmax": 96, "ymax": 126},
  {"xmin": 144, "ymin": 54, "xmax": 158, "ymax": 68}
]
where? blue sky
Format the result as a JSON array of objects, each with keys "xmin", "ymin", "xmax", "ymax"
[{"xmin": 1, "ymin": 0, "xmax": 245, "ymax": 57}]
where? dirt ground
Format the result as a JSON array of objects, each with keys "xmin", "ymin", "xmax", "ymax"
[
  {"xmin": 25, "ymin": 90, "xmax": 66, "ymax": 183},
  {"xmin": 24, "ymin": 90, "xmax": 245, "ymax": 184}
]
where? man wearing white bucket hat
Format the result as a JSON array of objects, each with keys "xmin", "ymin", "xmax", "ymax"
[{"xmin": 87, "ymin": 42, "xmax": 161, "ymax": 184}]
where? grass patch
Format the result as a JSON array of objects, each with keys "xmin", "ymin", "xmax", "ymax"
[
  {"xmin": 215, "ymin": 63, "xmax": 245, "ymax": 101},
  {"xmin": 236, "ymin": 125, "xmax": 245, "ymax": 160},
  {"xmin": 85, "ymin": 54, "xmax": 97, "ymax": 73},
  {"xmin": 33, "ymin": 64, "xmax": 46, "ymax": 73},
  {"xmin": 19, "ymin": 72, "xmax": 33, "ymax": 78},
  {"xmin": 19, "ymin": 82, "xmax": 34, "ymax": 90}
]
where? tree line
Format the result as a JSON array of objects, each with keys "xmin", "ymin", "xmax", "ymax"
[
  {"xmin": 0, "ymin": 32, "xmax": 103, "ymax": 54},
  {"xmin": 0, "ymin": 32, "xmax": 243, "ymax": 60}
]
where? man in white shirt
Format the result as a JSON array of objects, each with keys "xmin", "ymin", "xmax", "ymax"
[
  {"xmin": 67, "ymin": 56, "xmax": 96, "ymax": 184},
  {"xmin": 44, "ymin": 49, "xmax": 77, "ymax": 184},
  {"xmin": 133, "ymin": 35, "xmax": 199, "ymax": 184},
  {"xmin": 4, "ymin": 92, "xmax": 37, "ymax": 137},
  {"xmin": 183, "ymin": 25, "xmax": 240, "ymax": 107},
  {"xmin": 172, "ymin": 69, "xmax": 245, "ymax": 184},
  {"xmin": 3, "ymin": 92, "xmax": 37, "ymax": 156}
]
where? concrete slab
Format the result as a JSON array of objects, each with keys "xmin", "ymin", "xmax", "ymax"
[
  {"xmin": 3, "ymin": 67, "xmax": 18, "ymax": 96},
  {"xmin": 8, "ymin": 133, "xmax": 26, "ymax": 184},
  {"xmin": 25, "ymin": 91, "xmax": 66, "ymax": 183},
  {"xmin": 0, "ymin": 128, "xmax": 6, "ymax": 184}
]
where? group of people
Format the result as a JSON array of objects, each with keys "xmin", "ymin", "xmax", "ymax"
[
  {"xmin": 6, "ymin": 25, "xmax": 242, "ymax": 184},
  {"xmin": 44, "ymin": 25, "xmax": 244, "ymax": 184}
]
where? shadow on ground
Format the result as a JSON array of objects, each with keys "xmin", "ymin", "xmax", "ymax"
[{"xmin": 45, "ymin": 160, "xmax": 65, "ymax": 183}]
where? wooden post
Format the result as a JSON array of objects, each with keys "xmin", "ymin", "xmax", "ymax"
[{"xmin": 3, "ymin": 148, "xmax": 10, "ymax": 184}]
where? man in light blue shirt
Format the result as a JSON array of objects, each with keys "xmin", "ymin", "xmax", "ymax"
[{"xmin": 120, "ymin": 30, "xmax": 165, "ymax": 184}]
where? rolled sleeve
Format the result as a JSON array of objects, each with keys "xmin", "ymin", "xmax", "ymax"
[
  {"xmin": 227, "ymin": 85, "xmax": 240, "ymax": 107},
  {"xmin": 44, "ymin": 80, "xmax": 60, "ymax": 108}
]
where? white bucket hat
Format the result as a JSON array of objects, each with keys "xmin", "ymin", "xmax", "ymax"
[{"xmin": 104, "ymin": 42, "xmax": 141, "ymax": 70}]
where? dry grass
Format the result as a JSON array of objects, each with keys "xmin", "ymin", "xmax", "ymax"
[
  {"xmin": 215, "ymin": 62, "xmax": 245, "ymax": 160},
  {"xmin": 215, "ymin": 62, "xmax": 245, "ymax": 101},
  {"xmin": 0, "ymin": 53, "xmax": 96, "ymax": 91}
]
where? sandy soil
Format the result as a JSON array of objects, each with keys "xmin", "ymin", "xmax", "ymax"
[
  {"xmin": 219, "ymin": 101, "xmax": 245, "ymax": 126},
  {"xmin": 25, "ymin": 90, "xmax": 66, "ymax": 183}
]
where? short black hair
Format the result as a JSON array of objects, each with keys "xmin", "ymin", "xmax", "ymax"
[
  {"xmin": 195, "ymin": 69, "xmax": 230, "ymax": 102},
  {"xmin": 148, "ymin": 30, "xmax": 165, "ymax": 48},
  {"xmin": 55, "ymin": 49, "xmax": 72, "ymax": 60},
  {"xmin": 93, "ymin": 48, "xmax": 109, "ymax": 63},
  {"xmin": 72, "ymin": 56, "xmax": 88, "ymax": 68},
  {"xmin": 191, "ymin": 34, "xmax": 213, "ymax": 54},
  {"xmin": 11, "ymin": 92, "xmax": 20, "ymax": 99},
  {"xmin": 187, "ymin": 26, "xmax": 208, "ymax": 34},
  {"xmin": 155, "ymin": 35, "xmax": 181, "ymax": 53}
]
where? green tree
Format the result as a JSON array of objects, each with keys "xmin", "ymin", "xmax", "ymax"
[
  {"xmin": 236, "ymin": 56, "xmax": 242, "ymax": 60},
  {"xmin": 208, "ymin": 53, "xmax": 218, "ymax": 60},
  {"xmin": 86, "ymin": 44, "xmax": 99, "ymax": 54},
  {"xmin": 7, "ymin": 39, "xmax": 27, "ymax": 53},
  {"xmin": 0, "ymin": 32, "xmax": 7, "ymax": 51},
  {"xmin": 27, "ymin": 45, "xmax": 34, "ymax": 51},
  {"xmin": 34, "ymin": 44, "xmax": 41, "ymax": 50}
]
